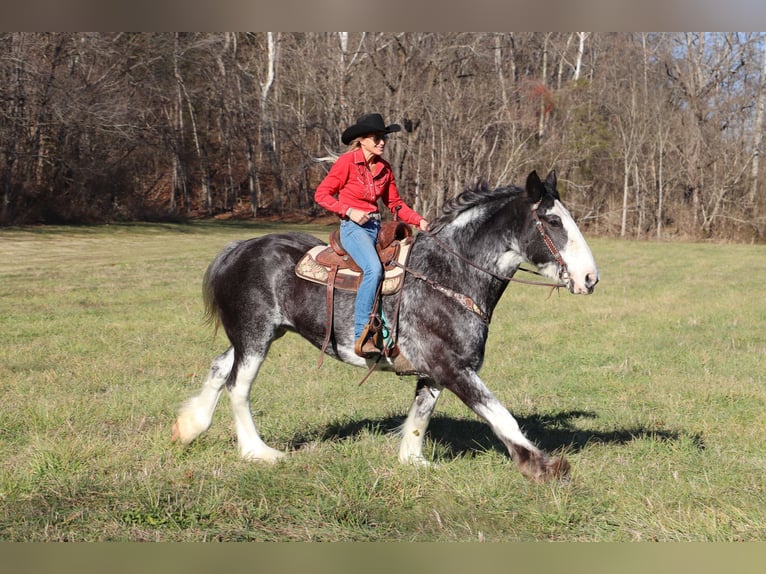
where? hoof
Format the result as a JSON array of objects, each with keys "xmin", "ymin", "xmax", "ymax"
[
  {"xmin": 241, "ymin": 446, "xmax": 287, "ymax": 464},
  {"xmin": 548, "ymin": 456, "xmax": 571, "ymax": 481},
  {"xmin": 171, "ymin": 415, "xmax": 205, "ymax": 445},
  {"xmin": 514, "ymin": 445, "xmax": 571, "ymax": 482},
  {"xmin": 170, "ymin": 420, "xmax": 184, "ymax": 443},
  {"xmin": 400, "ymin": 455, "xmax": 432, "ymax": 468}
]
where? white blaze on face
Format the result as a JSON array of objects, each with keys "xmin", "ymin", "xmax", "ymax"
[{"xmin": 553, "ymin": 199, "xmax": 599, "ymax": 294}]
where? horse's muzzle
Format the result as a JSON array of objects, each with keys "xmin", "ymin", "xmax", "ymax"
[
  {"xmin": 569, "ymin": 271, "xmax": 599, "ymax": 295},
  {"xmin": 586, "ymin": 272, "xmax": 599, "ymax": 291}
]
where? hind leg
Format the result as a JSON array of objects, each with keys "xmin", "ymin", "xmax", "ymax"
[
  {"xmin": 227, "ymin": 350, "xmax": 286, "ymax": 463},
  {"xmin": 172, "ymin": 347, "xmax": 233, "ymax": 445},
  {"xmin": 398, "ymin": 377, "xmax": 442, "ymax": 465}
]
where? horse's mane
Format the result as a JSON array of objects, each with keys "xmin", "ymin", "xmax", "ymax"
[{"xmin": 428, "ymin": 181, "xmax": 523, "ymax": 234}]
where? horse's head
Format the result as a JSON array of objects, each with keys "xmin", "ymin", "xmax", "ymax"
[{"xmin": 522, "ymin": 170, "xmax": 599, "ymax": 294}]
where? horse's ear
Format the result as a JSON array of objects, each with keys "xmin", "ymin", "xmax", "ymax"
[
  {"xmin": 526, "ymin": 170, "xmax": 543, "ymax": 204},
  {"xmin": 545, "ymin": 170, "xmax": 557, "ymax": 188},
  {"xmin": 544, "ymin": 170, "xmax": 560, "ymax": 199}
]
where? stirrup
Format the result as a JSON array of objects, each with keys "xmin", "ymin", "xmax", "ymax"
[
  {"xmin": 355, "ymin": 335, "xmax": 380, "ymax": 358},
  {"xmin": 354, "ymin": 316, "xmax": 383, "ymax": 358}
]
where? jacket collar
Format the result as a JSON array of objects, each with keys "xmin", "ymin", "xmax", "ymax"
[{"xmin": 352, "ymin": 149, "xmax": 384, "ymax": 176}]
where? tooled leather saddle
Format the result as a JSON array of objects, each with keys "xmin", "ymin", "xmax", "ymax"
[
  {"xmin": 295, "ymin": 221, "xmax": 413, "ymax": 293},
  {"xmin": 295, "ymin": 221, "xmax": 413, "ymax": 365}
]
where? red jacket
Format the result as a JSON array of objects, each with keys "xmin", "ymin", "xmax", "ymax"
[{"xmin": 314, "ymin": 149, "xmax": 424, "ymax": 226}]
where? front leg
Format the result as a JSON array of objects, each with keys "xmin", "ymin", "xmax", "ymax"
[
  {"xmin": 398, "ymin": 376, "xmax": 442, "ymax": 465},
  {"xmin": 446, "ymin": 368, "xmax": 569, "ymax": 482}
]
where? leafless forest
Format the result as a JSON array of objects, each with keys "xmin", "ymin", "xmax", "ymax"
[{"xmin": 2, "ymin": 32, "xmax": 765, "ymax": 241}]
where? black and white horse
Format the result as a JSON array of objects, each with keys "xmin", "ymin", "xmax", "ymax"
[{"xmin": 172, "ymin": 170, "xmax": 599, "ymax": 481}]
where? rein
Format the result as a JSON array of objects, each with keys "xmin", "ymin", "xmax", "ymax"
[
  {"xmin": 392, "ymin": 208, "xmax": 569, "ymax": 323},
  {"xmin": 391, "ymin": 258, "xmax": 491, "ymax": 323},
  {"xmin": 360, "ymin": 206, "xmax": 569, "ymax": 383},
  {"xmin": 419, "ymin": 221, "xmax": 568, "ymax": 290}
]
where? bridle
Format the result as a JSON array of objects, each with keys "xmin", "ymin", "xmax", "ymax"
[
  {"xmin": 422, "ymin": 204, "xmax": 571, "ymax": 287},
  {"xmin": 530, "ymin": 204, "xmax": 571, "ymax": 285},
  {"xmin": 358, "ymin": 203, "xmax": 571, "ymax": 385},
  {"xmin": 392, "ymin": 204, "xmax": 571, "ymax": 325}
]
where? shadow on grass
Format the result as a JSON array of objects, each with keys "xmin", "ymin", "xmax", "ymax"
[{"xmin": 289, "ymin": 410, "xmax": 705, "ymax": 460}]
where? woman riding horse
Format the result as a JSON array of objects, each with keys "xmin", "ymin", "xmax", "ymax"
[
  {"xmin": 314, "ymin": 113, "xmax": 429, "ymax": 358},
  {"xmin": 173, "ymin": 169, "xmax": 599, "ymax": 482}
]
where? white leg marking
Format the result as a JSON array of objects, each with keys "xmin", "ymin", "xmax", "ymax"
[
  {"xmin": 172, "ymin": 348, "xmax": 233, "ymax": 444},
  {"xmin": 227, "ymin": 354, "xmax": 286, "ymax": 463},
  {"xmin": 465, "ymin": 370, "xmax": 540, "ymax": 455},
  {"xmin": 473, "ymin": 397, "xmax": 538, "ymax": 453},
  {"xmin": 398, "ymin": 383, "xmax": 441, "ymax": 466},
  {"xmin": 398, "ymin": 410, "xmax": 429, "ymax": 465}
]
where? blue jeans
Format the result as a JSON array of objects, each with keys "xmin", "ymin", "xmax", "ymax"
[{"xmin": 340, "ymin": 218, "xmax": 383, "ymax": 339}]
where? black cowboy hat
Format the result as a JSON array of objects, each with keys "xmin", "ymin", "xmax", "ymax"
[{"xmin": 341, "ymin": 113, "xmax": 401, "ymax": 145}]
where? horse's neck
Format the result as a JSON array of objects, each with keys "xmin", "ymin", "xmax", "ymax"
[{"xmin": 413, "ymin": 229, "xmax": 512, "ymax": 316}]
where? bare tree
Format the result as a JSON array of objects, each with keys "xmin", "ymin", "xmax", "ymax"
[
  {"xmin": 750, "ymin": 33, "xmax": 766, "ymax": 208},
  {"xmin": 1, "ymin": 32, "xmax": 764, "ymax": 240},
  {"xmin": 0, "ymin": 33, "xmax": 26, "ymax": 224}
]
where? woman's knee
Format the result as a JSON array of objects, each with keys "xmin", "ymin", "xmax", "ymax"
[{"xmin": 362, "ymin": 262, "xmax": 383, "ymax": 281}]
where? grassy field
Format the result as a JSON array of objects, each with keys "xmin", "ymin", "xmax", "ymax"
[{"xmin": 1, "ymin": 221, "xmax": 764, "ymax": 541}]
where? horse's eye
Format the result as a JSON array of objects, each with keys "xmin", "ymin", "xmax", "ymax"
[{"xmin": 545, "ymin": 215, "xmax": 562, "ymax": 228}]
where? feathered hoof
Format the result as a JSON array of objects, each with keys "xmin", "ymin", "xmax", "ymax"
[
  {"xmin": 514, "ymin": 445, "xmax": 571, "ymax": 483},
  {"xmin": 171, "ymin": 418, "xmax": 195, "ymax": 445},
  {"xmin": 170, "ymin": 421, "xmax": 181, "ymax": 442},
  {"xmin": 400, "ymin": 454, "xmax": 433, "ymax": 468},
  {"xmin": 545, "ymin": 456, "xmax": 571, "ymax": 482},
  {"xmin": 241, "ymin": 446, "xmax": 287, "ymax": 464}
]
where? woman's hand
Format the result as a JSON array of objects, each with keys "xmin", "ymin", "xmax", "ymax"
[
  {"xmin": 346, "ymin": 208, "xmax": 371, "ymax": 225},
  {"xmin": 418, "ymin": 219, "xmax": 430, "ymax": 232}
]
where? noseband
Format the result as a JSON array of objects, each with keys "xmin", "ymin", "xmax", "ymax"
[{"xmin": 418, "ymin": 206, "xmax": 571, "ymax": 289}]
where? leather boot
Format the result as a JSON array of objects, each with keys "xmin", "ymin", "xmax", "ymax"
[{"xmin": 355, "ymin": 334, "xmax": 380, "ymax": 358}]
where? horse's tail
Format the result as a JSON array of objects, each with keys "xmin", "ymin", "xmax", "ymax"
[{"xmin": 202, "ymin": 240, "xmax": 243, "ymax": 335}]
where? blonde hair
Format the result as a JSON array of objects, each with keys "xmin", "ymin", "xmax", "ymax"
[
  {"xmin": 347, "ymin": 137, "xmax": 363, "ymax": 150},
  {"xmin": 313, "ymin": 137, "xmax": 363, "ymax": 165}
]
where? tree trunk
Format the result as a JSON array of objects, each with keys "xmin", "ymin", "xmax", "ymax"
[
  {"xmin": 1, "ymin": 33, "xmax": 25, "ymax": 225},
  {"xmin": 620, "ymin": 155, "xmax": 630, "ymax": 237},
  {"xmin": 495, "ymin": 34, "xmax": 510, "ymax": 112},
  {"xmin": 573, "ymin": 32, "xmax": 588, "ymax": 82},
  {"xmin": 260, "ymin": 32, "xmax": 284, "ymax": 210},
  {"xmin": 246, "ymin": 136, "xmax": 258, "ymax": 218},
  {"xmin": 184, "ymin": 89, "xmax": 211, "ymax": 212},
  {"xmin": 172, "ymin": 34, "xmax": 186, "ymax": 212},
  {"xmin": 749, "ymin": 33, "xmax": 766, "ymax": 206},
  {"xmin": 538, "ymin": 33, "xmax": 550, "ymax": 141}
]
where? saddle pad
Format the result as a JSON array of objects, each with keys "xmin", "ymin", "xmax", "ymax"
[{"xmin": 295, "ymin": 240, "xmax": 411, "ymax": 295}]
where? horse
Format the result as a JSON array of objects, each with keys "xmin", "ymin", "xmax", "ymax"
[{"xmin": 172, "ymin": 170, "xmax": 599, "ymax": 482}]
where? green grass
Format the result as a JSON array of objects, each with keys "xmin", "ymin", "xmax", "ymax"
[{"xmin": 1, "ymin": 222, "xmax": 764, "ymax": 541}]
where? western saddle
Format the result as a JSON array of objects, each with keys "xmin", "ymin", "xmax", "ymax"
[{"xmin": 295, "ymin": 221, "xmax": 414, "ymax": 365}]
